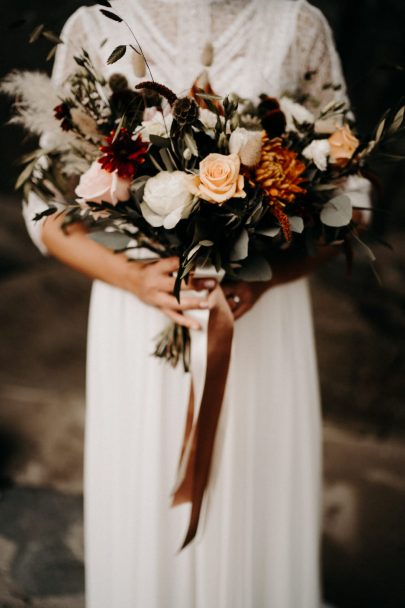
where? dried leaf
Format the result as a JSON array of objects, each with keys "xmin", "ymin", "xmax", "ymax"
[
  {"xmin": 107, "ymin": 45, "xmax": 127, "ymax": 65},
  {"xmin": 42, "ymin": 30, "xmax": 63, "ymax": 44},
  {"xmin": 99, "ymin": 9, "xmax": 123, "ymax": 23},
  {"xmin": 375, "ymin": 117, "xmax": 386, "ymax": 142},
  {"xmin": 29, "ymin": 24, "xmax": 44, "ymax": 44},
  {"xmin": 46, "ymin": 45, "xmax": 58, "ymax": 61},
  {"xmin": 388, "ymin": 105, "xmax": 405, "ymax": 134}
]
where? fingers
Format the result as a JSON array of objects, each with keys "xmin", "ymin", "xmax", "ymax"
[
  {"xmin": 162, "ymin": 308, "xmax": 201, "ymax": 330},
  {"xmin": 158, "ymin": 293, "xmax": 209, "ymax": 311},
  {"xmin": 156, "ymin": 256, "xmax": 180, "ymax": 274},
  {"xmin": 190, "ymin": 277, "xmax": 218, "ymax": 292}
]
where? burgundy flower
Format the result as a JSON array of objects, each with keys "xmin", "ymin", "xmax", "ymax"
[
  {"xmin": 98, "ymin": 128, "xmax": 149, "ymax": 179},
  {"xmin": 257, "ymin": 95, "xmax": 286, "ymax": 139},
  {"xmin": 54, "ymin": 102, "xmax": 73, "ymax": 131}
]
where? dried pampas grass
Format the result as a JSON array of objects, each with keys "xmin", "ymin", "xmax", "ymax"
[
  {"xmin": 0, "ymin": 70, "xmax": 99, "ymax": 176},
  {"xmin": 0, "ymin": 71, "xmax": 61, "ymax": 136}
]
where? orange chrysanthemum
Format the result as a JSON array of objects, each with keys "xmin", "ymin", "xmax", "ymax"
[{"xmin": 255, "ymin": 136, "xmax": 306, "ymax": 205}]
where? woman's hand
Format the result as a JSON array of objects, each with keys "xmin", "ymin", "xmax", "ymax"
[
  {"xmin": 222, "ymin": 281, "xmax": 269, "ymax": 320},
  {"xmin": 222, "ymin": 243, "xmax": 342, "ymax": 320},
  {"xmin": 122, "ymin": 256, "xmax": 212, "ymax": 330},
  {"xmin": 42, "ymin": 216, "xmax": 211, "ymax": 330}
]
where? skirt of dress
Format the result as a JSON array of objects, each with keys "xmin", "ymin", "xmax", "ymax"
[{"xmin": 84, "ymin": 277, "xmax": 322, "ymax": 608}]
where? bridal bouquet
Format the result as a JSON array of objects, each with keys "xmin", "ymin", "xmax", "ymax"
[
  {"xmin": 2, "ymin": 6, "xmax": 404, "ymax": 547},
  {"xmin": 3, "ymin": 49, "xmax": 403, "ymax": 367}
]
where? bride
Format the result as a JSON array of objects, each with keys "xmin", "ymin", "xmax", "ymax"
[{"xmin": 23, "ymin": 0, "xmax": 367, "ymax": 606}]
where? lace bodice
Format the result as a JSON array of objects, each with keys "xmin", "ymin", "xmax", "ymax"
[
  {"xmin": 25, "ymin": 0, "xmax": 359, "ymax": 254},
  {"xmin": 53, "ymin": 0, "xmax": 346, "ymax": 103}
]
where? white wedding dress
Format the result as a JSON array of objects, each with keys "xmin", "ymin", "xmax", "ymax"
[{"xmin": 23, "ymin": 1, "xmax": 354, "ymax": 606}]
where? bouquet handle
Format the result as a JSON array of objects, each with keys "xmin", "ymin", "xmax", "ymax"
[{"xmin": 171, "ymin": 267, "xmax": 234, "ymax": 550}]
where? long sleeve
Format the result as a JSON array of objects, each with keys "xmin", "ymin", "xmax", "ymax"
[
  {"xmin": 285, "ymin": 1, "xmax": 371, "ymax": 216},
  {"xmin": 23, "ymin": 7, "xmax": 102, "ymax": 254}
]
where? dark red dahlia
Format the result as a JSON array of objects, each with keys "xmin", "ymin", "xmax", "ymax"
[
  {"xmin": 54, "ymin": 102, "xmax": 73, "ymax": 131},
  {"xmin": 98, "ymin": 128, "xmax": 149, "ymax": 179}
]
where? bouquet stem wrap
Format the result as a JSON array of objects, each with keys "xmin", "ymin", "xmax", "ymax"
[{"xmin": 171, "ymin": 267, "xmax": 234, "ymax": 550}]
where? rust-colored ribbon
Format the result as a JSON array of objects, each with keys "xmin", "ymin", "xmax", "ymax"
[{"xmin": 171, "ymin": 282, "xmax": 234, "ymax": 550}]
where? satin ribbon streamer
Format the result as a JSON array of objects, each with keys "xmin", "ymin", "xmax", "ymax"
[{"xmin": 171, "ymin": 268, "xmax": 234, "ymax": 550}]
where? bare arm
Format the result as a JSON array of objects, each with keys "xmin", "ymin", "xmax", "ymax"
[{"xmin": 41, "ymin": 213, "xmax": 209, "ymax": 329}]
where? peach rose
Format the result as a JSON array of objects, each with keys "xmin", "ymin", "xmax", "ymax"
[
  {"xmin": 75, "ymin": 161, "xmax": 131, "ymax": 205},
  {"xmin": 328, "ymin": 125, "xmax": 359, "ymax": 164},
  {"xmin": 190, "ymin": 153, "xmax": 246, "ymax": 204}
]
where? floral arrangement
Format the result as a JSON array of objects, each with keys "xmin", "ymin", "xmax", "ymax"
[{"xmin": 1, "ymin": 11, "xmax": 404, "ymax": 372}]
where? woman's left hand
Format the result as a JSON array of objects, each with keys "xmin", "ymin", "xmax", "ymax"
[{"xmin": 222, "ymin": 281, "xmax": 269, "ymax": 320}]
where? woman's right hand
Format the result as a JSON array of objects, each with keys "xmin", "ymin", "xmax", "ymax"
[{"xmin": 122, "ymin": 256, "xmax": 214, "ymax": 330}]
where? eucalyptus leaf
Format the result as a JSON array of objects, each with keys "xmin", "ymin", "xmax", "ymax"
[
  {"xmin": 149, "ymin": 134, "xmax": 171, "ymax": 148},
  {"xmin": 256, "ymin": 227, "xmax": 280, "ymax": 238},
  {"xmin": 320, "ymin": 194, "xmax": 352, "ymax": 228},
  {"xmin": 230, "ymin": 229, "xmax": 249, "ymax": 261},
  {"xmin": 88, "ymin": 231, "xmax": 132, "ymax": 250},
  {"xmin": 289, "ymin": 216, "xmax": 304, "ymax": 233},
  {"xmin": 107, "ymin": 45, "xmax": 127, "ymax": 65},
  {"xmin": 235, "ymin": 255, "xmax": 272, "ymax": 282}
]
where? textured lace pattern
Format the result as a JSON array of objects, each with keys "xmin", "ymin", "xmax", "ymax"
[{"xmin": 54, "ymin": 0, "xmax": 347, "ymax": 100}]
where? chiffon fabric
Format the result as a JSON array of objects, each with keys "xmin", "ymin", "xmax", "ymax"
[{"xmin": 23, "ymin": 1, "xmax": 353, "ymax": 606}]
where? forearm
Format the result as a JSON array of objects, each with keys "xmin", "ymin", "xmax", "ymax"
[{"xmin": 41, "ymin": 212, "xmax": 132, "ymax": 290}]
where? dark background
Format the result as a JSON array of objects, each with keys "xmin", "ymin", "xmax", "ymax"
[{"xmin": 0, "ymin": 2, "xmax": 404, "ymax": 607}]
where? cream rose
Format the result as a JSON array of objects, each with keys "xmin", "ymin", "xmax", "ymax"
[
  {"xmin": 229, "ymin": 128, "xmax": 263, "ymax": 167},
  {"xmin": 75, "ymin": 161, "xmax": 131, "ymax": 205},
  {"xmin": 279, "ymin": 96, "xmax": 315, "ymax": 131},
  {"xmin": 138, "ymin": 111, "xmax": 173, "ymax": 142},
  {"xmin": 140, "ymin": 171, "xmax": 195, "ymax": 229},
  {"xmin": 328, "ymin": 125, "xmax": 359, "ymax": 164},
  {"xmin": 190, "ymin": 153, "xmax": 246, "ymax": 204},
  {"xmin": 302, "ymin": 139, "xmax": 331, "ymax": 171}
]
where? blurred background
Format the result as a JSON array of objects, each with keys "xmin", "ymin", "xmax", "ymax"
[{"xmin": 0, "ymin": 1, "xmax": 404, "ymax": 607}]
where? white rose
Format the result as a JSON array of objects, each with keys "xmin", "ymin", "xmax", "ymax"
[
  {"xmin": 302, "ymin": 139, "xmax": 331, "ymax": 171},
  {"xmin": 199, "ymin": 108, "xmax": 219, "ymax": 136},
  {"xmin": 138, "ymin": 112, "xmax": 173, "ymax": 142},
  {"xmin": 279, "ymin": 96, "xmax": 315, "ymax": 132},
  {"xmin": 229, "ymin": 127, "xmax": 263, "ymax": 167},
  {"xmin": 140, "ymin": 171, "xmax": 195, "ymax": 229},
  {"xmin": 75, "ymin": 161, "xmax": 131, "ymax": 205}
]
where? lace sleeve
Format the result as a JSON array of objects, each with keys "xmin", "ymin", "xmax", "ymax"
[
  {"xmin": 286, "ymin": 1, "xmax": 348, "ymax": 109},
  {"xmin": 284, "ymin": 1, "xmax": 371, "ymax": 217},
  {"xmin": 23, "ymin": 7, "xmax": 100, "ymax": 254}
]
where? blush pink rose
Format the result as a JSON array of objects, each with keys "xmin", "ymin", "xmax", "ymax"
[
  {"xmin": 328, "ymin": 125, "xmax": 360, "ymax": 165},
  {"xmin": 190, "ymin": 153, "xmax": 246, "ymax": 204},
  {"xmin": 75, "ymin": 161, "xmax": 131, "ymax": 205}
]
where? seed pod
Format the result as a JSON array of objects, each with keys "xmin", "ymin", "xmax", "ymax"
[{"xmin": 201, "ymin": 41, "xmax": 214, "ymax": 67}]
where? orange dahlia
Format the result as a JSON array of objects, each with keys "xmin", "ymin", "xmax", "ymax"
[
  {"xmin": 254, "ymin": 136, "xmax": 307, "ymax": 240},
  {"xmin": 255, "ymin": 135, "xmax": 306, "ymax": 205}
]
